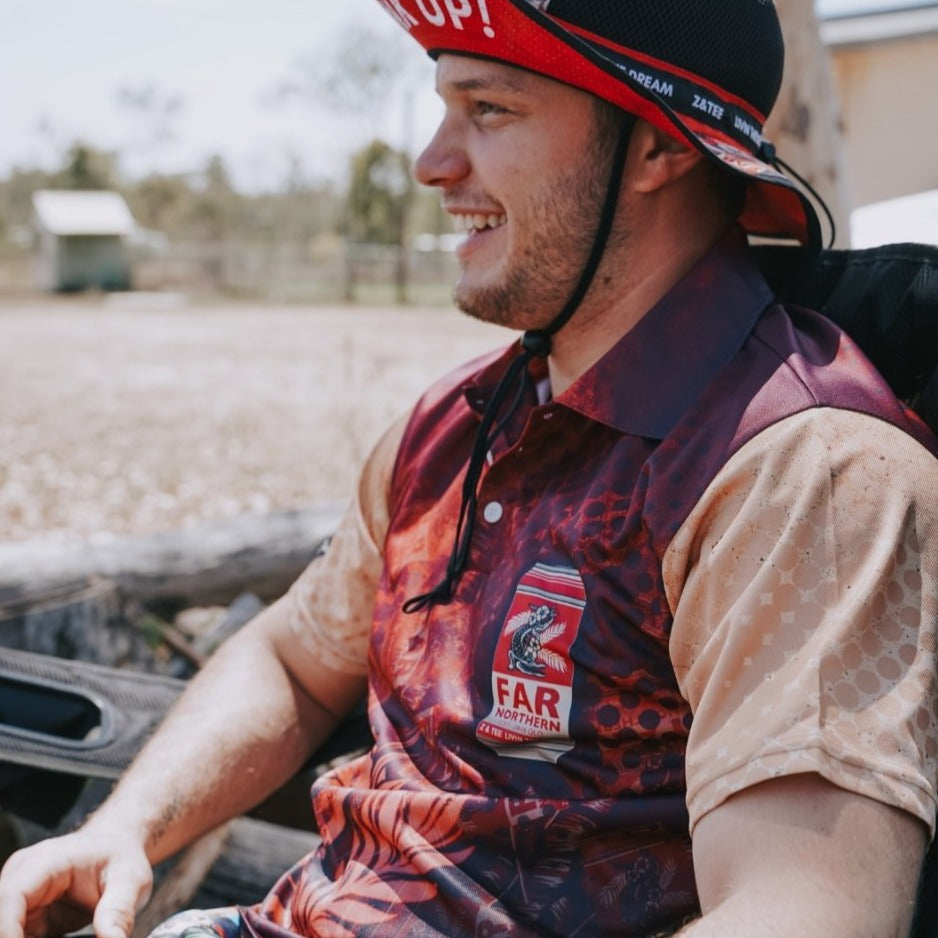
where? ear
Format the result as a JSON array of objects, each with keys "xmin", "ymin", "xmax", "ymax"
[{"xmin": 628, "ymin": 122, "xmax": 705, "ymax": 194}]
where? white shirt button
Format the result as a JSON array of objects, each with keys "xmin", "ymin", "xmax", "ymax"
[{"xmin": 483, "ymin": 501, "xmax": 504, "ymax": 524}]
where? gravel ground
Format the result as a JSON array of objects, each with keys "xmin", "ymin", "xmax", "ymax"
[{"xmin": 0, "ymin": 295, "xmax": 508, "ymax": 545}]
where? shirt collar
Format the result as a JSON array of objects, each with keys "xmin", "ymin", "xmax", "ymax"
[
  {"xmin": 556, "ymin": 229, "xmax": 773, "ymax": 439},
  {"xmin": 463, "ymin": 342, "xmax": 547, "ymax": 415},
  {"xmin": 465, "ymin": 229, "xmax": 774, "ymax": 440}
]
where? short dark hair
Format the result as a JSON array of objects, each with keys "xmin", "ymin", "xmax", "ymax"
[
  {"xmin": 705, "ymin": 163, "xmax": 748, "ymax": 223},
  {"xmin": 593, "ymin": 96, "xmax": 625, "ymax": 145}
]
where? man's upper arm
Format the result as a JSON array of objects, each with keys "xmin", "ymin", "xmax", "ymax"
[
  {"xmin": 265, "ymin": 414, "xmax": 408, "ymax": 715},
  {"xmin": 683, "ymin": 772, "xmax": 926, "ymax": 936},
  {"xmin": 664, "ymin": 409, "xmax": 938, "ymax": 838}
]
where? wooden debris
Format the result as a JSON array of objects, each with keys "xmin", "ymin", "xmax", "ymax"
[
  {"xmin": 190, "ymin": 817, "xmax": 321, "ymax": 911},
  {"xmin": 0, "ymin": 505, "xmax": 344, "ymax": 615}
]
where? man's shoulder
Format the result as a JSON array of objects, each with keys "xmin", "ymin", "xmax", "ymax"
[
  {"xmin": 645, "ymin": 300, "xmax": 937, "ymax": 547},
  {"xmin": 744, "ymin": 301, "xmax": 931, "ymax": 447}
]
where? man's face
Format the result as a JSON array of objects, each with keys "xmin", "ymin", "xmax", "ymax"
[{"xmin": 414, "ymin": 55, "xmax": 619, "ymax": 331}]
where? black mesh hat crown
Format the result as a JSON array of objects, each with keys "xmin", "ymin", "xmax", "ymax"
[
  {"xmin": 547, "ymin": 0, "xmax": 785, "ymax": 119},
  {"xmin": 376, "ymin": 0, "xmax": 822, "ymax": 247}
]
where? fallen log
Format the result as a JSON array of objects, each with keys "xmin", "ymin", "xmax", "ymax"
[
  {"xmin": 188, "ymin": 817, "xmax": 321, "ymax": 912},
  {"xmin": 0, "ymin": 504, "xmax": 345, "ymax": 617}
]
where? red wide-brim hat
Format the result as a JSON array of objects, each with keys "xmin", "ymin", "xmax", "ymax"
[{"xmin": 377, "ymin": 0, "xmax": 823, "ymax": 249}]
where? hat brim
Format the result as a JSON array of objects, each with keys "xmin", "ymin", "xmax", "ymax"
[{"xmin": 380, "ymin": 0, "xmax": 821, "ymax": 247}]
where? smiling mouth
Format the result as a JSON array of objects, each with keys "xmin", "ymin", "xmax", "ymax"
[{"xmin": 452, "ymin": 212, "xmax": 508, "ymax": 235}]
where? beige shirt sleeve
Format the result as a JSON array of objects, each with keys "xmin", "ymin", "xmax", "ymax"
[
  {"xmin": 663, "ymin": 409, "xmax": 938, "ymax": 837},
  {"xmin": 285, "ymin": 415, "xmax": 407, "ymax": 676}
]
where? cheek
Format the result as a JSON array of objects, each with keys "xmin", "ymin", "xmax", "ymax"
[{"xmin": 472, "ymin": 132, "xmax": 543, "ymax": 197}]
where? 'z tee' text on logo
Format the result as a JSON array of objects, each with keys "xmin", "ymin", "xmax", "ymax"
[
  {"xmin": 378, "ymin": 0, "xmax": 496, "ymax": 37},
  {"xmin": 477, "ymin": 564, "xmax": 586, "ymax": 763}
]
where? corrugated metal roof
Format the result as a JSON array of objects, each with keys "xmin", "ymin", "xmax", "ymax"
[
  {"xmin": 817, "ymin": 0, "xmax": 937, "ymax": 20},
  {"xmin": 32, "ymin": 189, "xmax": 136, "ymax": 237},
  {"xmin": 818, "ymin": 0, "xmax": 938, "ymax": 43}
]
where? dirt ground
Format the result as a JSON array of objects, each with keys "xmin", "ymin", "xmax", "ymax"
[{"xmin": 0, "ymin": 294, "xmax": 509, "ymax": 545}]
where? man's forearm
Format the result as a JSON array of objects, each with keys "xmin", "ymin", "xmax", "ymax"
[
  {"xmin": 0, "ymin": 597, "xmax": 366, "ymax": 938},
  {"xmin": 83, "ymin": 602, "xmax": 343, "ymax": 864}
]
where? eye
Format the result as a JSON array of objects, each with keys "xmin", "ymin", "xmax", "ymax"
[{"xmin": 472, "ymin": 99, "xmax": 512, "ymax": 123}]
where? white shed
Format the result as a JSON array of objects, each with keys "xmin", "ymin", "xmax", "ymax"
[{"xmin": 32, "ymin": 189, "xmax": 136, "ymax": 292}]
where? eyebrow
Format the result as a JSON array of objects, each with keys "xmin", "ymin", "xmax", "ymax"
[{"xmin": 441, "ymin": 74, "xmax": 530, "ymax": 95}]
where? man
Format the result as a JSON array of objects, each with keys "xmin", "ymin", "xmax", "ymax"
[{"xmin": 2, "ymin": 1, "xmax": 937, "ymax": 936}]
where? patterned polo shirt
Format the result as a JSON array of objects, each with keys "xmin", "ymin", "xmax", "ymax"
[{"xmin": 252, "ymin": 232, "xmax": 938, "ymax": 937}]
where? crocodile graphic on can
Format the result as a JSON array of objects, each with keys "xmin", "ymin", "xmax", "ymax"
[{"xmin": 477, "ymin": 564, "xmax": 586, "ymax": 762}]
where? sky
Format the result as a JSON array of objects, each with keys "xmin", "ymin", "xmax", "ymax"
[{"xmin": 0, "ymin": 0, "xmax": 439, "ymax": 190}]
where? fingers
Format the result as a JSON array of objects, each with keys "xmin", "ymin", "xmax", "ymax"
[
  {"xmin": 0, "ymin": 835, "xmax": 153, "ymax": 938},
  {"xmin": 0, "ymin": 885, "xmax": 28, "ymax": 938},
  {"xmin": 93, "ymin": 902, "xmax": 137, "ymax": 938},
  {"xmin": 92, "ymin": 857, "xmax": 152, "ymax": 938},
  {"xmin": 0, "ymin": 845, "xmax": 66, "ymax": 938}
]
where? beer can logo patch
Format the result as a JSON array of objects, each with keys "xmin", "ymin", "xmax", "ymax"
[{"xmin": 477, "ymin": 564, "xmax": 586, "ymax": 762}]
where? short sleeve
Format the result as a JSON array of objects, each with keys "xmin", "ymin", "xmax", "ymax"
[
  {"xmin": 663, "ymin": 409, "xmax": 938, "ymax": 836},
  {"xmin": 285, "ymin": 416, "xmax": 406, "ymax": 676}
]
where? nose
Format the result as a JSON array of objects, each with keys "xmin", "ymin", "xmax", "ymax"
[{"xmin": 414, "ymin": 116, "xmax": 470, "ymax": 189}]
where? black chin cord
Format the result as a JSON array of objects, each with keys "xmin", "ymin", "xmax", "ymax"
[
  {"xmin": 759, "ymin": 141, "xmax": 836, "ymax": 249},
  {"xmin": 403, "ymin": 113, "xmax": 636, "ymax": 614}
]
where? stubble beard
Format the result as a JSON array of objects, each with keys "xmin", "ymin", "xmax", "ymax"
[{"xmin": 453, "ymin": 124, "xmax": 618, "ymax": 332}]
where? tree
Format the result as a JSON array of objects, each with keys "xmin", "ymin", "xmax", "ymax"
[
  {"xmin": 769, "ymin": 0, "xmax": 851, "ymax": 246},
  {"xmin": 347, "ymin": 141, "xmax": 411, "ymax": 245},
  {"xmin": 184, "ymin": 155, "xmax": 245, "ymax": 243},
  {"xmin": 56, "ymin": 143, "xmax": 118, "ymax": 191},
  {"xmin": 0, "ymin": 166, "xmax": 55, "ymax": 245},
  {"xmin": 116, "ymin": 83, "xmax": 184, "ymax": 153},
  {"xmin": 272, "ymin": 25, "xmax": 416, "ymax": 123},
  {"xmin": 271, "ymin": 21, "xmax": 432, "ymax": 301},
  {"xmin": 127, "ymin": 172, "xmax": 192, "ymax": 235},
  {"xmin": 346, "ymin": 140, "xmax": 412, "ymax": 302}
]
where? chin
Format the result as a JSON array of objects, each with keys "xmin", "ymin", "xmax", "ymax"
[
  {"xmin": 454, "ymin": 265, "xmax": 572, "ymax": 333},
  {"xmin": 453, "ymin": 280, "xmax": 512, "ymax": 328}
]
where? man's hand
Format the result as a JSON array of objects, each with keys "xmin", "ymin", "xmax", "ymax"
[{"xmin": 0, "ymin": 828, "xmax": 152, "ymax": 938}]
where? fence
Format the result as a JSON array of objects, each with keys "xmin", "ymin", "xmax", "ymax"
[
  {"xmin": 0, "ymin": 241, "xmax": 461, "ymax": 306},
  {"xmin": 133, "ymin": 241, "xmax": 459, "ymax": 305}
]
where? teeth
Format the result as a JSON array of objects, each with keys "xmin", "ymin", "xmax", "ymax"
[{"xmin": 454, "ymin": 213, "xmax": 506, "ymax": 232}]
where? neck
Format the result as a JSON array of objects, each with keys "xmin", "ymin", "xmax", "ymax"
[{"xmin": 546, "ymin": 215, "xmax": 735, "ymax": 397}]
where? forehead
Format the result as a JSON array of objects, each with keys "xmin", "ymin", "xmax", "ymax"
[{"xmin": 434, "ymin": 53, "xmax": 587, "ymax": 103}]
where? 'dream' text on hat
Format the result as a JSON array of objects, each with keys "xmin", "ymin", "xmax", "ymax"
[
  {"xmin": 379, "ymin": 0, "xmax": 496, "ymax": 37},
  {"xmin": 620, "ymin": 67, "xmax": 675, "ymax": 100}
]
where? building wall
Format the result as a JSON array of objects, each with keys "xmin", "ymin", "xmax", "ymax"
[
  {"xmin": 829, "ymin": 31, "xmax": 938, "ymax": 208},
  {"xmin": 53, "ymin": 235, "xmax": 130, "ymax": 292},
  {"xmin": 35, "ymin": 230, "xmax": 59, "ymax": 292}
]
